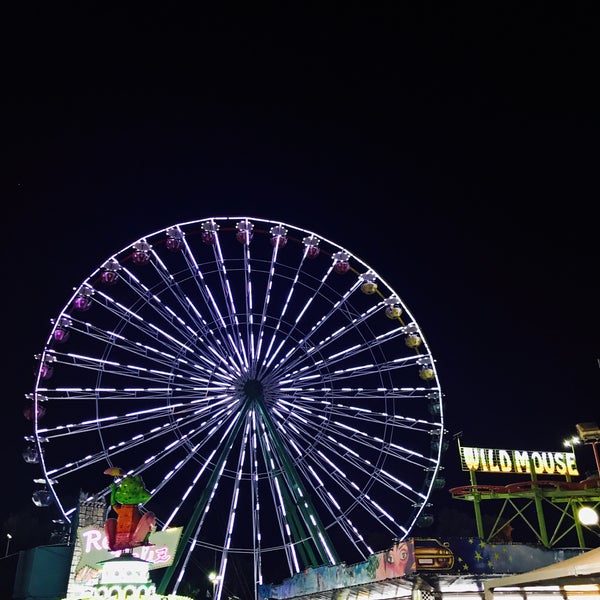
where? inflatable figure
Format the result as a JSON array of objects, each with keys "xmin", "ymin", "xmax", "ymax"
[{"xmin": 104, "ymin": 467, "xmax": 156, "ymax": 552}]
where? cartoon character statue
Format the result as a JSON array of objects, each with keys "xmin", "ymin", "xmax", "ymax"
[{"xmin": 104, "ymin": 467, "xmax": 156, "ymax": 552}]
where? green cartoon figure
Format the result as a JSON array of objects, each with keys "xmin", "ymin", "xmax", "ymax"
[{"xmin": 104, "ymin": 467, "xmax": 156, "ymax": 551}]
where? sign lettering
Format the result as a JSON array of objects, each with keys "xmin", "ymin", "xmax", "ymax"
[{"xmin": 460, "ymin": 446, "xmax": 578, "ymax": 476}]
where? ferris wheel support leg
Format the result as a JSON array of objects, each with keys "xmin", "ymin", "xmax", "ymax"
[
  {"xmin": 469, "ymin": 471, "xmax": 485, "ymax": 538},
  {"xmin": 571, "ymin": 500, "xmax": 587, "ymax": 548},
  {"xmin": 255, "ymin": 402, "xmax": 340, "ymax": 566},
  {"xmin": 157, "ymin": 408, "xmax": 249, "ymax": 595},
  {"xmin": 529, "ymin": 460, "xmax": 550, "ymax": 548}
]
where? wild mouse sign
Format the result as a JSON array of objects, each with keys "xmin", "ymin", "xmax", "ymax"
[{"xmin": 460, "ymin": 445, "xmax": 579, "ymax": 476}]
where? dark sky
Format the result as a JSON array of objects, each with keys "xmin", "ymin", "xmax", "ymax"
[{"xmin": 2, "ymin": 1, "xmax": 599, "ymax": 567}]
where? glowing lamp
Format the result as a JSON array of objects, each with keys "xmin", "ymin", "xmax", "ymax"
[{"xmin": 578, "ymin": 506, "xmax": 599, "ymax": 526}]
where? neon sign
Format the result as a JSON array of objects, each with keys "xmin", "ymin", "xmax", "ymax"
[
  {"xmin": 76, "ymin": 525, "xmax": 183, "ymax": 574},
  {"xmin": 460, "ymin": 446, "xmax": 579, "ymax": 476}
]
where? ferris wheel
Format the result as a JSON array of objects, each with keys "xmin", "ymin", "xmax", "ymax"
[{"xmin": 24, "ymin": 216, "xmax": 446, "ymax": 597}]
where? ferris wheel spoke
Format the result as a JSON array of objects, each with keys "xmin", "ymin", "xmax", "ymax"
[
  {"xmin": 269, "ymin": 308, "xmax": 424, "ymax": 386},
  {"xmin": 177, "ymin": 222, "xmax": 254, "ymax": 364},
  {"xmin": 252, "ymin": 237, "xmax": 287, "ymax": 373},
  {"xmin": 273, "ymin": 399, "xmax": 438, "ymax": 466},
  {"xmin": 281, "ymin": 452, "xmax": 382, "ymax": 557},
  {"xmin": 255, "ymin": 237, "xmax": 312, "ymax": 381},
  {"xmin": 285, "ymin": 433, "xmax": 412, "ymax": 547},
  {"xmin": 277, "ymin": 356, "xmax": 425, "ymax": 390},
  {"xmin": 49, "ymin": 312, "xmax": 228, "ymax": 388},
  {"xmin": 150, "ymin": 410, "xmax": 247, "ymax": 532},
  {"xmin": 155, "ymin": 230, "xmax": 251, "ymax": 364},
  {"xmin": 93, "ymin": 269, "xmax": 207, "ymax": 349},
  {"xmin": 279, "ymin": 395, "xmax": 441, "ymax": 436},
  {"xmin": 42, "ymin": 400, "xmax": 235, "ymax": 484},
  {"xmin": 59, "ymin": 319, "xmax": 200, "ymax": 374},
  {"xmin": 207, "ymin": 227, "xmax": 251, "ymax": 368},
  {"xmin": 248, "ymin": 411, "xmax": 265, "ymax": 583},
  {"xmin": 276, "ymin": 407, "xmax": 435, "ymax": 488},
  {"xmin": 267, "ymin": 278, "xmax": 364, "ymax": 378},
  {"xmin": 149, "ymin": 250, "xmax": 248, "ymax": 368},
  {"xmin": 69, "ymin": 297, "xmax": 223, "ymax": 382},
  {"xmin": 255, "ymin": 414, "xmax": 326, "ymax": 573},
  {"xmin": 255, "ymin": 251, "xmax": 343, "ymax": 376}
]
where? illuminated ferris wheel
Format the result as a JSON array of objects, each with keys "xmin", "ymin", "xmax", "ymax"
[{"xmin": 24, "ymin": 216, "xmax": 446, "ymax": 597}]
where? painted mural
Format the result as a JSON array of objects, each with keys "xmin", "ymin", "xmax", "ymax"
[
  {"xmin": 258, "ymin": 540, "xmax": 416, "ymax": 600},
  {"xmin": 258, "ymin": 537, "xmax": 587, "ymax": 600}
]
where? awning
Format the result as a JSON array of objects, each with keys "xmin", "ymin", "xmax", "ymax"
[{"xmin": 484, "ymin": 546, "xmax": 600, "ymax": 599}]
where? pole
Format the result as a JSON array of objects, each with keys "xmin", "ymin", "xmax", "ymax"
[
  {"xmin": 5, "ymin": 533, "xmax": 12, "ymax": 557},
  {"xmin": 592, "ymin": 441, "xmax": 600, "ymax": 475}
]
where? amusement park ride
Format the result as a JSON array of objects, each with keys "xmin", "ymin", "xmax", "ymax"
[
  {"xmin": 17, "ymin": 217, "xmax": 600, "ymax": 599},
  {"xmin": 449, "ymin": 423, "xmax": 600, "ymax": 549}
]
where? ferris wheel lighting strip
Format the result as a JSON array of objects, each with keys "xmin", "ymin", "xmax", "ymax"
[
  {"xmin": 293, "ymin": 295, "xmax": 315, "ymax": 325},
  {"xmin": 148, "ymin": 368, "xmax": 176, "ymax": 376},
  {"xmin": 381, "ymin": 469, "xmax": 412, "ymax": 490},
  {"xmin": 204, "ymin": 286, "xmax": 227, "ymax": 328},
  {"xmin": 165, "ymin": 439, "xmax": 179, "ymax": 451},
  {"xmin": 294, "ymin": 373, "xmax": 322, "ymax": 382},
  {"xmin": 288, "ymin": 439, "xmax": 303, "ymax": 458},
  {"xmin": 287, "ymin": 423, "xmax": 303, "ymax": 437},
  {"xmin": 277, "ymin": 399, "xmax": 312, "ymax": 415},
  {"xmin": 317, "ymin": 450, "xmax": 346, "ymax": 478},
  {"xmin": 335, "ymin": 441, "xmax": 360, "ymax": 458},
  {"xmin": 106, "ymin": 329, "xmax": 126, "ymax": 341},
  {"xmin": 334, "ymin": 422, "xmax": 366, "ymax": 436},
  {"xmin": 263, "ymin": 337, "xmax": 287, "ymax": 369},
  {"xmin": 318, "ymin": 533, "xmax": 336, "ymax": 565},
  {"xmin": 326, "ymin": 491, "xmax": 341, "ymax": 510},
  {"xmin": 328, "ymin": 344, "xmax": 361, "ymax": 360},
  {"xmin": 333, "ymin": 364, "xmax": 372, "ymax": 375},
  {"xmin": 67, "ymin": 353, "xmax": 119, "ymax": 366},
  {"xmin": 343, "ymin": 404, "xmax": 371, "ymax": 412},
  {"xmin": 287, "ymin": 411, "xmax": 309, "ymax": 425},
  {"xmin": 369, "ymin": 499, "xmax": 394, "ymax": 522},
  {"xmin": 388, "ymin": 442, "xmax": 427, "ymax": 460},
  {"xmin": 147, "ymin": 322, "xmax": 192, "ymax": 352},
  {"xmin": 226, "ymin": 332, "xmax": 245, "ymax": 369},
  {"xmin": 375, "ymin": 327, "xmax": 406, "ymax": 342},
  {"xmin": 80, "ymin": 416, "xmax": 119, "ymax": 425}
]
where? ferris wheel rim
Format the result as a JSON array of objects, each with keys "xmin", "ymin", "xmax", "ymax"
[{"xmin": 26, "ymin": 215, "xmax": 446, "ymax": 592}]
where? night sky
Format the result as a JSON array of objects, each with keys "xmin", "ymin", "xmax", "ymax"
[{"xmin": 2, "ymin": 2, "xmax": 599, "ymax": 591}]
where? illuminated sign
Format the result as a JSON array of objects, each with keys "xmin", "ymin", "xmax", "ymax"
[
  {"xmin": 460, "ymin": 446, "xmax": 579, "ymax": 476},
  {"xmin": 76, "ymin": 525, "xmax": 183, "ymax": 575}
]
